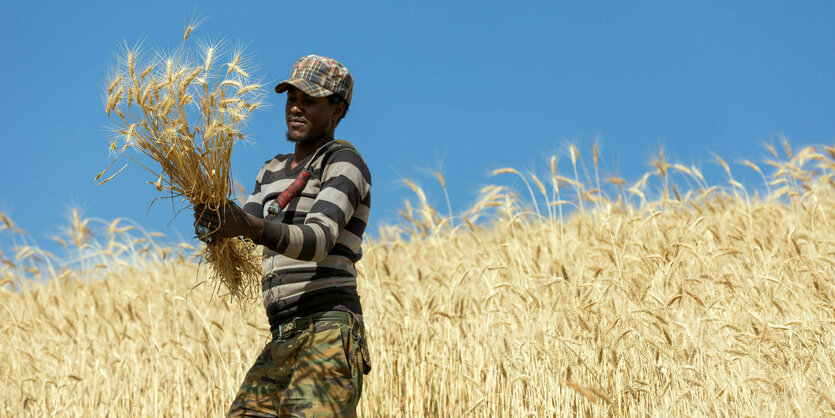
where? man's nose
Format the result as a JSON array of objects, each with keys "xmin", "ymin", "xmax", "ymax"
[{"xmin": 289, "ymin": 103, "xmax": 303, "ymax": 114}]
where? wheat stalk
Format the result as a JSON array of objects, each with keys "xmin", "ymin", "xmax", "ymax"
[{"xmin": 99, "ymin": 24, "xmax": 265, "ymax": 302}]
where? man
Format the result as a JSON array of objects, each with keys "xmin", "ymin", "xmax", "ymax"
[{"xmin": 194, "ymin": 55, "xmax": 372, "ymax": 417}]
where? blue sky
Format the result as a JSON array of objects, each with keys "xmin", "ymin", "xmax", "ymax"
[{"xmin": 1, "ymin": 1, "xmax": 833, "ymax": 252}]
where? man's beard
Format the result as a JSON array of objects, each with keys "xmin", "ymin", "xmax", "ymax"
[{"xmin": 286, "ymin": 130, "xmax": 313, "ymax": 144}]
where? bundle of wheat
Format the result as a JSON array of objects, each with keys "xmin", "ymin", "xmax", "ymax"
[{"xmin": 99, "ymin": 23, "xmax": 264, "ymax": 301}]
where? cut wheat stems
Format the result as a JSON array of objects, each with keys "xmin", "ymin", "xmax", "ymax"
[{"xmin": 100, "ymin": 24, "xmax": 265, "ymax": 302}]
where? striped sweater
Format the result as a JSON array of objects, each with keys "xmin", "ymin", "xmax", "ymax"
[{"xmin": 242, "ymin": 141, "xmax": 371, "ymax": 331}]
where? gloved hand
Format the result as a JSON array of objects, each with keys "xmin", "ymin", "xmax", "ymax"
[{"xmin": 193, "ymin": 201, "xmax": 263, "ymax": 241}]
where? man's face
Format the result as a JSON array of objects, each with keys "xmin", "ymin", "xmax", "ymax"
[{"xmin": 285, "ymin": 86, "xmax": 341, "ymax": 144}]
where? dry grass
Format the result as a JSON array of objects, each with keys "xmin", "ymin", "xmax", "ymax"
[
  {"xmin": 3, "ymin": 143, "xmax": 835, "ymax": 416},
  {"xmin": 100, "ymin": 22, "xmax": 264, "ymax": 301}
]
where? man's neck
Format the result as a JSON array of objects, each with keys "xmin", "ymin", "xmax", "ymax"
[{"xmin": 291, "ymin": 136, "xmax": 333, "ymax": 168}]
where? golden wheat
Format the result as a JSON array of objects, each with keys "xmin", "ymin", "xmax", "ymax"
[
  {"xmin": 2, "ymin": 144, "xmax": 835, "ymax": 415},
  {"xmin": 99, "ymin": 23, "xmax": 265, "ymax": 301}
]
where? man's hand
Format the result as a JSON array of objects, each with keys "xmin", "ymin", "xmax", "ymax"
[{"xmin": 193, "ymin": 201, "xmax": 264, "ymax": 241}]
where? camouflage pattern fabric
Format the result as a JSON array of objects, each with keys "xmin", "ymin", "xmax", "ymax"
[{"xmin": 228, "ymin": 311, "xmax": 371, "ymax": 418}]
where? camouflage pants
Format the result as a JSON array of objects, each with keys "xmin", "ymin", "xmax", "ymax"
[{"xmin": 228, "ymin": 311, "xmax": 371, "ymax": 418}]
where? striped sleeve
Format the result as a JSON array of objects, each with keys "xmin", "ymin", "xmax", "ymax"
[
  {"xmin": 242, "ymin": 164, "xmax": 267, "ymax": 218},
  {"xmin": 257, "ymin": 148, "xmax": 371, "ymax": 261}
]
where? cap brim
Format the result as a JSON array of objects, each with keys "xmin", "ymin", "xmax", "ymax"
[{"xmin": 275, "ymin": 78, "xmax": 334, "ymax": 97}]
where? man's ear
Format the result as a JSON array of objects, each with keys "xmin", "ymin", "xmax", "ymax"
[{"xmin": 332, "ymin": 101, "xmax": 346, "ymax": 122}]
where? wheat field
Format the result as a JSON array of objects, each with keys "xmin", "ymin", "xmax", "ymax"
[{"xmin": 2, "ymin": 143, "xmax": 835, "ymax": 416}]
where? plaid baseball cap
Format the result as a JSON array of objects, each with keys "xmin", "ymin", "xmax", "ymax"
[{"xmin": 275, "ymin": 55, "xmax": 353, "ymax": 105}]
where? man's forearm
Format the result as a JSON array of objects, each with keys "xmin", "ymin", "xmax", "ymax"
[
  {"xmin": 254, "ymin": 218, "xmax": 336, "ymax": 262},
  {"xmin": 245, "ymin": 215, "xmax": 265, "ymax": 242}
]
